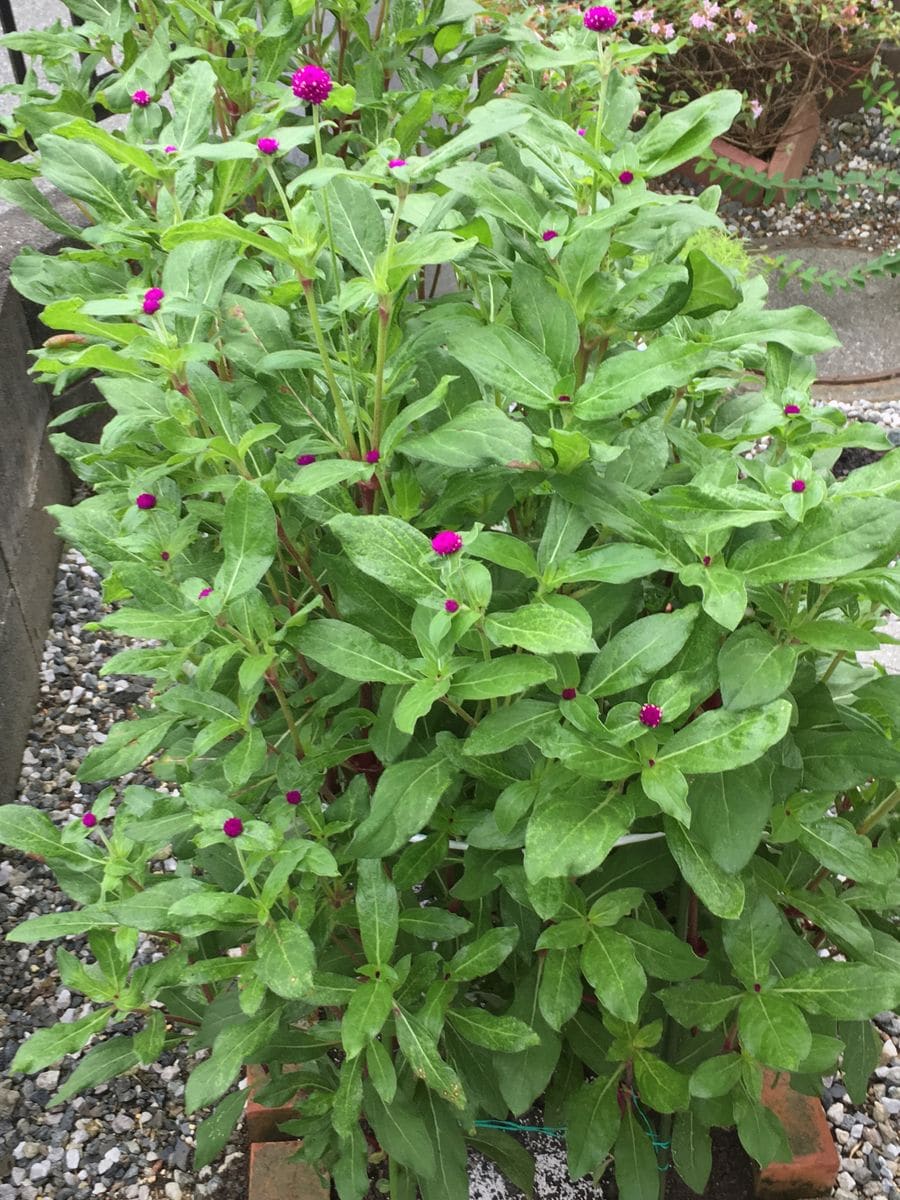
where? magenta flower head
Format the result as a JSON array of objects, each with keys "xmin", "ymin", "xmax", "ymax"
[
  {"xmin": 791, "ymin": 479, "xmax": 806, "ymax": 493},
  {"xmin": 365, "ymin": 448, "xmax": 380, "ymax": 464},
  {"xmin": 702, "ymin": 554, "xmax": 712, "ymax": 567},
  {"xmin": 136, "ymin": 492, "xmax": 157, "ymax": 510},
  {"xmin": 163, "ymin": 145, "xmax": 177, "ymax": 154},
  {"xmin": 584, "ymin": 6, "xmax": 618, "ymax": 30},
  {"xmin": 198, "ymin": 586, "xmax": 213, "ymax": 599},
  {"xmin": 160, "ymin": 551, "xmax": 170, "ymax": 562},
  {"xmin": 132, "ymin": 89, "xmax": 151, "ymax": 108},
  {"xmin": 542, "ymin": 229, "xmax": 559, "ymax": 242},
  {"xmin": 577, "ymin": 127, "xmax": 586, "ymax": 136},
  {"xmin": 82, "ymin": 812, "xmax": 97, "ymax": 829},
  {"xmin": 557, "ymin": 394, "xmax": 572, "ymax": 404},
  {"xmin": 444, "ymin": 598, "xmax": 460, "ymax": 614},
  {"xmin": 639, "ymin": 703, "xmax": 663, "ymax": 727},
  {"xmin": 296, "ymin": 453, "xmax": 316, "ymax": 466},
  {"xmin": 257, "ymin": 137, "xmax": 280, "ymax": 155},
  {"xmin": 142, "ymin": 287, "xmax": 164, "ymax": 315},
  {"xmin": 561, "ymin": 687, "xmax": 577, "ymax": 700},
  {"xmin": 223, "ymin": 817, "xmax": 243, "ymax": 838},
  {"xmin": 388, "ymin": 158, "xmax": 407, "ymax": 168},
  {"xmin": 618, "ymin": 170, "xmax": 634, "ymax": 184},
  {"xmin": 285, "ymin": 789, "xmax": 302, "ymax": 805},
  {"xmin": 783, "ymin": 403, "xmax": 801, "ymax": 416},
  {"xmin": 431, "ymin": 530, "xmax": 463, "ymax": 556},
  {"xmin": 292, "ymin": 64, "xmax": 333, "ymax": 105}
]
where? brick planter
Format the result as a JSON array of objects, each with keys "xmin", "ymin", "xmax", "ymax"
[
  {"xmin": 755, "ymin": 1071, "xmax": 840, "ymax": 1199},
  {"xmin": 672, "ymin": 95, "xmax": 821, "ymax": 208},
  {"xmin": 248, "ymin": 1141, "xmax": 330, "ymax": 1200}
]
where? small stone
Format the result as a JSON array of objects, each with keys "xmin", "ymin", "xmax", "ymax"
[
  {"xmin": 35, "ymin": 1069, "xmax": 59, "ymax": 1090},
  {"xmin": 65, "ymin": 1148, "xmax": 80, "ymax": 1169},
  {"xmin": 837, "ymin": 1173, "xmax": 857, "ymax": 1192},
  {"xmin": 164, "ymin": 1185, "xmax": 183, "ymax": 1200},
  {"xmin": 28, "ymin": 1162, "xmax": 51, "ymax": 1183},
  {"xmin": 828, "ymin": 1102, "xmax": 846, "ymax": 1124}
]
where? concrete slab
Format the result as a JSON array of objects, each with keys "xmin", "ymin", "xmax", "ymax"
[
  {"xmin": 753, "ymin": 238, "xmax": 900, "ymax": 381},
  {"xmin": 859, "ymin": 614, "xmax": 900, "ymax": 676}
]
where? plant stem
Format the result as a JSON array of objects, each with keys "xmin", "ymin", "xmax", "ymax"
[
  {"xmin": 371, "ymin": 298, "xmax": 392, "ymax": 448},
  {"xmin": 235, "ymin": 844, "xmax": 262, "ymax": 899},
  {"xmin": 268, "ymin": 672, "xmax": 305, "ymax": 758},
  {"xmin": 388, "ymin": 1154, "xmax": 399, "ymax": 1200},
  {"xmin": 858, "ymin": 786, "xmax": 900, "ymax": 836},
  {"xmin": 820, "ymin": 648, "xmax": 846, "ymax": 684},
  {"xmin": 301, "ymin": 278, "xmax": 357, "ymax": 455}
]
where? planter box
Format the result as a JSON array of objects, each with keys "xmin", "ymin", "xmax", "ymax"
[
  {"xmin": 248, "ymin": 1141, "xmax": 330, "ymax": 1200},
  {"xmin": 245, "ymin": 1063, "xmax": 302, "ymax": 1143},
  {"xmin": 756, "ymin": 1070, "xmax": 840, "ymax": 1199},
  {"xmin": 673, "ymin": 95, "xmax": 821, "ymax": 207}
]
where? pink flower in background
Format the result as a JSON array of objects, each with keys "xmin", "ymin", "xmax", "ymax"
[
  {"xmin": 542, "ymin": 229, "xmax": 559, "ymax": 242},
  {"xmin": 639, "ymin": 703, "xmax": 663, "ymax": 727},
  {"xmin": 431, "ymin": 530, "xmax": 462, "ymax": 556},
  {"xmin": 285, "ymin": 790, "xmax": 302, "ymax": 805},
  {"xmin": 690, "ymin": 11, "xmax": 712, "ymax": 28},
  {"xmin": 703, "ymin": 0, "xmax": 720, "ymax": 15},
  {"xmin": 561, "ymin": 688, "xmax": 577, "ymax": 700},
  {"xmin": 365, "ymin": 448, "xmax": 380, "ymax": 464},
  {"xmin": 577, "ymin": 127, "xmax": 586, "ymax": 136},
  {"xmin": 135, "ymin": 492, "xmax": 157, "ymax": 510},
  {"xmin": 388, "ymin": 158, "xmax": 407, "ymax": 168},
  {"xmin": 257, "ymin": 137, "xmax": 279, "ymax": 155},
  {"xmin": 198, "ymin": 586, "xmax": 213, "ymax": 599},
  {"xmin": 664, "ymin": 22, "xmax": 676, "ymax": 36},
  {"xmin": 142, "ymin": 287, "xmax": 164, "ymax": 314},
  {"xmin": 619, "ymin": 170, "xmax": 634, "ymax": 184},
  {"xmin": 791, "ymin": 479, "xmax": 806, "ymax": 493},
  {"xmin": 784, "ymin": 403, "xmax": 801, "ymax": 415},
  {"xmin": 583, "ymin": 6, "xmax": 618, "ymax": 30},
  {"xmin": 749, "ymin": 98, "xmax": 763, "ymax": 118},
  {"xmin": 444, "ymin": 598, "xmax": 460, "ymax": 613},
  {"xmin": 163, "ymin": 145, "xmax": 177, "ymax": 154},
  {"xmin": 82, "ymin": 812, "xmax": 97, "ymax": 828},
  {"xmin": 650, "ymin": 22, "xmax": 661, "ymax": 34},
  {"xmin": 131, "ymin": 89, "xmax": 151, "ymax": 107},
  {"xmin": 223, "ymin": 817, "xmax": 243, "ymax": 837},
  {"xmin": 161, "ymin": 551, "xmax": 170, "ymax": 561},
  {"xmin": 725, "ymin": 30, "xmax": 737, "ymax": 41},
  {"xmin": 296, "ymin": 453, "xmax": 316, "ymax": 466},
  {"xmin": 633, "ymin": 8, "xmax": 654, "ymax": 22},
  {"xmin": 292, "ymin": 64, "xmax": 333, "ymax": 105},
  {"xmin": 746, "ymin": 19, "xmax": 757, "ymax": 31}
]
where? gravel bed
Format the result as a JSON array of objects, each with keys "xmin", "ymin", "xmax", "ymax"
[{"xmin": 2, "ymin": 389, "xmax": 899, "ymax": 1199}]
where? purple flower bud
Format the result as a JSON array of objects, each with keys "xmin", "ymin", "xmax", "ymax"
[
  {"xmin": 142, "ymin": 287, "xmax": 165, "ymax": 315},
  {"xmin": 702, "ymin": 555, "xmax": 712, "ymax": 567},
  {"xmin": 285, "ymin": 789, "xmax": 302, "ymax": 805},
  {"xmin": 365, "ymin": 448, "xmax": 380, "ymax": 464},
  {"xmin": 557, "ymin": 394, "xmax": 572, "ymax": 404},
  {"xmin": 783, "ymin": 403, "xmax": 801, "ymax": 415},
  {"xmin": 639, "ymin": 703, "xmax": 662, "ymax": 727},
  {"xmin": 223, "ymin": 817, "xmax": 243, "ymax": 837},
  {"xmin": 431, "ymin": 530, "xmax": 463, "ymax": 556},
  {"xmin": 584, "ymin": 5, "xmax": 618, "ymax": 30},
  {"xmin": 82, "ymin": 812, "xmax": 97, "ymax": 828},
  {"xmin": 444, "ymin": 598, "xmax": 460, "ymax": 613},
  {"xmin": 198, "ymin": 586, "xmax": 213, "ymax": 599},
  {"xmin": 561, "ymin": 687, "xmax": 577, "ymax": 700},
  {"xmin": 388, "ymin": 158, "xmax": 407, "ymax": 168},
  {"xmin": 618, "ymin": 170, "xmax": 634, "ymax": 184},
  {"xmin": 791, "ymin": 479, "xmax": 806, "ymax": 493},
  {"xmin": 292, "ymin": 64, "xmax": 333, "ymax": 105},
  {"xmin": 577, "ymin": 127, "xmax": 587, "ymax": 136},
  {"xmin": 542, "ymin": 230, "xmax": 559, "ymax": 242},
  {"xmin": 257, "ymin": 137, "xmax": 280, "ymax": 155},
  {"xmin": 136, "ymin": 492, "xmax": 157, "ymax": 510},
  {"xmin": 163, "ymin": 145, "xmax": 177, "ymax": 154},
  {"xmin": 753, "ymin": 982, "xmax": 762, "ymax": 993},
  {"xmin": 296, "ymin": 453, "xmax": 316, "ymax": 466},
  {"xmin": 132, "ymin": 89, "xmax": 151, "ymax": 108},
  {"xmin": 160, "ymin": 551, "xmax": 170, "ymax": 561}
]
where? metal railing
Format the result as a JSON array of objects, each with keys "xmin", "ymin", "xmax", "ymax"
[{"xmin": 0, "ymin": 0, "xmax": 27, "ymax": 86}]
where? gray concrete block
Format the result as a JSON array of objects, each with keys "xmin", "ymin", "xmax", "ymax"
[{"xmin": 0, "ymin": 587, "xmax": 41, "ymax": 803}]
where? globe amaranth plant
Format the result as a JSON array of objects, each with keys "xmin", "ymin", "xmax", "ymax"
[{"xmin": 1, "ymin": 3, "xmax": 899, "ymax": 1200}]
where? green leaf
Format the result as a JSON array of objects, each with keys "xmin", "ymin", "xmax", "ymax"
[
  {"xmin": 773, "ymin": 963, "xmax": 900, "ymax": 1019},
  {"xmin": 463, "ymin": 699, "xmax": 557, "ymax": 757},
  {"xmin": 6, "ymin": 907, "xmax": 119, "ymax": 942},
  {"xmin": 170, "ymin": 60, "xmax": 217, "ymax": 150},
  {"xmin": 38, "ymin": 134, "xmax": 136, "ymax": 219},
  {"xmin": 294, "ymin": 619, "xmax": 416, "ymax": 684},
  {"xmin": 641, "ymin": 760, "xmax": 690, "ymax": 825},
  {"xmin": 619, "ymin": 919, "xmax": 707, "ymax": 982},
  {"xmin": 633, "ymin": 1050, "xmax": 690, "ymax": 1112},
  {"xmin": 398, "ymin": 907, "xmax": 472, "ymax": 941},
  {"xmin": 583, "ymin": 605, "xmax": 698, "ymax": 698},
  {"xmin": 401, "ymin": 403, "xmax": 536, "ymax": 469},
  {"xmin": 0, "ymin": 179, "xmax": 82, "ymax": 237},
  {"xmin": 730, "ymin": 498, "xmax": 900, "ymax": 583},
  {"xmin": 718, "ymin": 628, "xmax": 797, "ymax": 712},
  {"xmin": 672, "ymin": 1109, "xmax": 712, "ymax": 1194},
  {"xmin": 394, "ymin": 1009, "xmax": 466, "ymax": 1108},
  {"xmin": 11, "ymin": 1008, "xmax": 111, "ymax": 1074},
  {"xmin": 733, "ymin": 1089, "xmax": 791, "ymax": 1168},
  {"xmin": 447, "ymin": 926, "xmax": 519, "ymax": 981},
  {"xmin": 161, "ymin": 214, "xmax": 297, "ymax": 265},
  {"xmin": 712, "ymin": 304, "xmax": 838, "ymax": 355},
  {"xmin": 687, "ymin": 762, "xmax": 773, "ymax": 873},
  {"xmin": 364, "ymin": 1084, "xmax": 439, "ymax": 1176},
  {"xmin": 510, "ymin": 261, "xmax": 579, "ymax": 375},
  {"xmin": 449, "ymin": 655, "xmax": 554, "ymax": 700},
  {"xmin": 538, "ymin": 948, "xmax": 583, "ymax": 1029},
  {"xmin": 394, "ymin": 679, "xmax": 446, "ymax": 734},
  {"xmin": 77, "ymin": 715, "xmax": 176, "ymax": 784},
  {"xmin": 689, "ymin": 1054, "xmax": 742, "ymax": 1099},
  {"xmin": 328, "ymin": 514, "xmax": 439, "ymax": 601},
  {"xmin": 565, "ymin": 1072, "xmax": 621, "ymax": 1179},
  {"xmin": 679, "ymin": 562, "xmax": 747, "ymax": 631},
  {"xmin": 185, "ymin": 1009, "xmax": 281, "ymax": 1114},
  {"xmin": 574, "ymin": 337, "xmax": 710, "ymax": 420},
  {"xmin": 550, "ymin": 544, "xmax": 671, "ymax": 586},
  {"xmin": 356, "ymin": 860, "xmax": 399, "ymax": 967},
  {"xmin": 470, "ymin": 531, "xmax": 540, "ymax": 578},
  {"xmin": 582, "ymin": 927, "xmax": 646, "ymax": 1023},
  {"xmin": 447, "ymin": 1007, "xmax": 539, "ymax": 1053},
  {"xmin": 738, "ymin": 992, "xmax": 811, "ymax": 1071},
  {"xmin": 665, "ymin": 819, "xmax": 745, "ymax": 919},
  {"xmin": 466, "ymin": 1128, "xmax": 535, "ymax": 1199},
  {"xmin": 214, "ymin": 479, "xmax": 277, "ymax": 604},
  {"xmin": 341, "ymin": 980, "xmax": 393, "ymax": 1058},
  {"xmin": 366, "ymin": 1038, "xmax": 397, "ymax": 1104},
  {"xmin": 194, "ymin": 1089, "xmax": 246, "ymax": 1171},
  {"xmin": 723, "ymin": 894, "xmax": 782, "ymax": 989},
  {"xmin": 525, "ymin": 789, "xmax": 632, "ymax": 883},
  {"xmin": 484, "ymin": 595, "xmax": 597, "ymax": 655},
  {"xmin": 346, "ymin": 754, "xmax": 457, "ymax": 857},
  {"xmin": 48, "ymin": 1035, "xmax": 140, "ymax": 1107},
  {"xmin": 332, "ymin": 1055, "xmax": 364, "ymax": 1137},
  {"xmin": 445, "ymin": 323, "xmax": 559, "ymax": 410},
  {"xmin": 108, "ymin": 878, "xmax": 203, "ymax": 930},
  {"xmin": 254, "ymin": 921, "xmax": 315, "ymax": 999},
  {"xmin": 316, "ymin": 175, "xmax": 385, "ymax": 280},
  {"xmin": 277, "ymin": 460, "xmax": 372, "ymax": 496},
  {"xmin": 793, "ymin": 730, "xmax": 900, "ymax": 791},
  {"xmin": 223, "ymin": 727, "xmax": 267, "ymax": 789},
  {"xmin": 794, "ymin": 817, "xmax": 893, "ymax": 886},
  {"xmin": 614, "ymin": 1108, "xmax": 661, "ymax": 1199},
  {"xmin": 683, "ymin": 248, "xmax": 741, "ymax": 317},
  {"xmin": 659, "ymin": 982, "xmax": 741, "ymax": 1031},
  {"xmin": 55, "ymin": 119, "xmax": 161, "ymax": 178},
  {"xmin": 657, "ymin": 700, "xmax": 792, "ymax": 775},
  {"xmin": 838, "ymin": 1020, "xmax": 882, "ymax": 1105},
  {"xmin": 638, "ymin": 90, "xmax": 742, "ymax": 175},
  {"xmin": 419, "ymin": 1092, "xmax": 469, "ymax": 1200}
]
